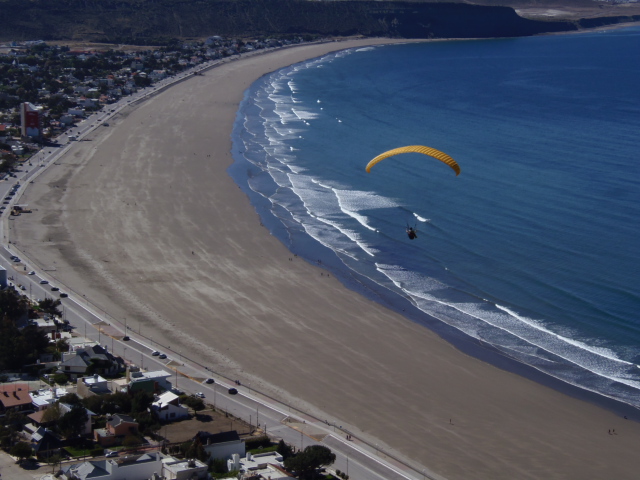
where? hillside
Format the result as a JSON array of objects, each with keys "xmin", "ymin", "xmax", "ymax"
[{"xmin": 1, "ymin": 0, "xmax": 639, "ymax": 43}]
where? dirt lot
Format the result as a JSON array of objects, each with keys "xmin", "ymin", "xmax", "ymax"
[{"xmin": 160, "ymin": 408, "xmax": 256, "ymax": 444}]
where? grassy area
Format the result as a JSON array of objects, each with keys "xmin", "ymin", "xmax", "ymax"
[
  {"xmin": 64, "ymin": 446, "xmax": 93, "ymax": 457},
  {"xmin": 248, "ymin": 445, "xmax": 278, "ymax": 455},
  {"xmin": 211, "ymin": 470, "xmax": 240, "ymax": 479}
]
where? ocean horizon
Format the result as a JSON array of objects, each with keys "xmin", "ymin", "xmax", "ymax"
[{"xmin": 230, "ymin": 27, "xmax": 640, "ymax": 413}]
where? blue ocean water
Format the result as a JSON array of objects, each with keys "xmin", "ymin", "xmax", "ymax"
[{"xmin": 230, "ymin": 28, "xmax": 640, "ymax": 410}]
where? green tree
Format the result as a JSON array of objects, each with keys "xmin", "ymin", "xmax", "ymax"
[
  {"xmin": 58, "ymin": 403, "xmax": 88, "ymax": 438},
  {"xmin": 284, "ymin": 445, "xmax": 336, "ymax": 480},
  {"xmin": 122, "ymin": 434, "xmax": 142, "ymax": 448},
  {"xmin": 185, "ymin": 436, "xmax": 208, "ymax": 462},
  {"xmin": 0, "ymin": 288, "xmax": 29, "ymax": 322},
  {"xmin": 277, "ymin": 438, "xmax": 293, "ymax": 460},
  {"xmin": 51, "ymin": 373, "xmax": 68, "ymax": 386},
  {"xmin": 10, "ymin": 441, "xmax": 33, "ymax": 463},
  {"xmin": 101, "ymin": 391, "xmax": 131, "ymax": 415},
  {"xmin": 82, "ymin": 394, "xmax": 105, "ymax": 415},
  {"xmin": 131, "ymin": 390, "xmax": 154, "ymax": 414},
  {"xmin": 59, "ymin": 392, "xmax": 82, "ymax": 406},
  {"xmin": 41, "ymin": 403, "xmax": 63, "ymax": 424},
  {"xmin": 182, "ymin": 395, "xmax": 205, "ymax": 412},
  {"xmin": 38, "ymin": 298, "xmax": 62, "ymax": 316}
]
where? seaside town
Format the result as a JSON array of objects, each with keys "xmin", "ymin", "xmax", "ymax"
[
  {"xmin": 0, "ymin": 36, "xmax": 348, "ymax": 480},
  {"xmin": 0, "ymin": 35, "xmax": 311, "ymax": 170}
]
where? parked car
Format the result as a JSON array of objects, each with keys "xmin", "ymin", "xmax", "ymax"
[{"xmin": 105, "ymin": 451, "xmax": 118, "ymax": 458}]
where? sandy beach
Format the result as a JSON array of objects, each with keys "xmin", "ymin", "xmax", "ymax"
[{"xmin": 11, "ymin": 38, "xmax": 640, "ymax": 479}]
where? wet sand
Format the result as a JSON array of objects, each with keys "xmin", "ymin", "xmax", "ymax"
[{"xmin": 12, "ymin": 39, "xmax": 640, "ymax": 479}]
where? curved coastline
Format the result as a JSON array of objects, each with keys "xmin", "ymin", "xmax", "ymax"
[{"xmin": 12, "ymin": 38, "xmax": 640, "ymax": 479}]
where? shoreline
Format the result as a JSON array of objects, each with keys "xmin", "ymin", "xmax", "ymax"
[{"xmin": 12, "ymin": 38, "xmax": 640, "ymax": 479}]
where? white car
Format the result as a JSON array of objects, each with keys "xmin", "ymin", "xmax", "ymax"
[
  {"xmin": 195, "ymin": 392, "xmax": 205, "ymax": 398},
  {"xmin": 28, "ymin": 271, "xmax": 35, "ymax": 275}
]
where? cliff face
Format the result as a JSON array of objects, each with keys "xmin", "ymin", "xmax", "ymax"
[{"xmin": 1, "ymin": 0, "xmax": 633, "ymax": 43}]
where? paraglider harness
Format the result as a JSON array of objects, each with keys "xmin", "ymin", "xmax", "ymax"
[{"xmin": 406, "ymin": 223, "xmax": 418, "ymax": 240}]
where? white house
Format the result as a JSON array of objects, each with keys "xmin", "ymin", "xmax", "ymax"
[
  {"xmin": 150, "ymin": 391, "xmax": 189, "ymax": 422},
  {"xmin": 30, "ymin": 387, "xmax": 68, "ymax": 411},
  {"xmin": 161, "ymin": 457, "xmax": 208, "ymax": 479},
  {"xmin": 194, "ymin": 430, "xmax": 245, "ymax": 461},
  {"xmin": 60, "ymin": 452, "xmax": 163, "ymax": 480},
  {"xmin": 228, "ymin": 451, "xmax": 294, "ymax": 479}
]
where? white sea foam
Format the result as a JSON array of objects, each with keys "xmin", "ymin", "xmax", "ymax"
[
  {"xmin": 233, "ymin": 37, "xmax": 640, "ymax": 409},
  {"xmin": 374, "ymin": 263, "xmax": 640, "ymax": 393}
]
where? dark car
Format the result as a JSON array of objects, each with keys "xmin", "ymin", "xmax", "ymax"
[
  {"xmin": 158, "ymin": 353, "xmax": 167, "ymax": 359},
  {"xmin": 59, "ymin": 292, "xmax": 68, "ymax": 297},
  {"xmin": 51, "ymin": 286, "xmax": 59, "ymax": 291},
  {"xmin": 228, "ymin": 388, "xmax": 238, "ymax": 395},
  {"xmin": 122, "ymin": 336, "xmax": 130, "ymax": 341},
  {"xmin": 205, "ymin": 378, "xmax": 214, "ymax": 384}
]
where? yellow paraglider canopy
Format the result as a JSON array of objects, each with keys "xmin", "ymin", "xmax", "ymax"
[{"xmin": 365, "ymin": 145, "xmax": 460, "ymax": 176}]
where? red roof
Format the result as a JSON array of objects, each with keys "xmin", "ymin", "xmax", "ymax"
[{"xmin": 0, "ymin": 383, "xmax": 32, "ymax": 408}]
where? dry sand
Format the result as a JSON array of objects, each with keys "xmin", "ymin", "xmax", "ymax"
[{"xmin": 12, "ymin": 39, "xmax": 640, "ymax": 479}]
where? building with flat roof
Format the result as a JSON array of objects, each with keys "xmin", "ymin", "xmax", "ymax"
[
  {"xmin": 161, "ymin": 457, "xmax": 208, "ymax": 479},
  {"xmin": 21, "ymin": 102, "xmax": 43, "ymax": 138},
  {"xmin": 228, "ymin": 451, "xmax": 294, "ymax": 479},
  {"xmin": 60, "ymin": 452, "xmax": 163, "ymax": 480},
  {"xmin": 128, "ymin": 370, "xmax": 172, "ymax": 393}
]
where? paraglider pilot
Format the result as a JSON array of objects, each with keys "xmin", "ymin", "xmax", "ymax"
[{"xmin": 406, "ymin": 227, "xmax": 418, "ymax": 240}]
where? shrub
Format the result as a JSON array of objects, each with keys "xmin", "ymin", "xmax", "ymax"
[{"xmin": 244, "ymin": 435, "xmax": 271, "ymax": 451}]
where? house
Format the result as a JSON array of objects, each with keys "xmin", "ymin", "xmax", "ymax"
[
  {"xmin": 0, "ymin": 383, "xmax": 33, "ymax": 415},
  {"xmin": 60, "ymin": 452, "xmax": 163, "ymax": 480},
  {"xmin": 77, "ymin": 374, "xmax": 111, "ymax": 397},
  {"xmin": 59, "ymin": 345, "xmax": 124, "ymax": 379},
  {"xmin": 31, "ymin": 427, "xmax": 63, "ymax": 459},
  {"xmin": 194, "ymin": 430, "xmax": 245, "ymax": 461},
  {"xmin": 161, "ymin": 457, "xmax": 208, "ymax": 479},
  {"xmin": 30, "ymin": 387, "xmax": 68, "ymax": 411},
  {"xmin": 94, "ymin": 414, "xmax": 139, "ymax": 447},
  {"xmin": 150, "ymin": 391, "xmax": 189, "ymax": 422},
  {"xmin": 228, "ymin": 451, "xmax": 294, "ymax": 479},
  {"xmin": 128, "ymin": 370, "xmax": 172, "ymax": 394}
]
